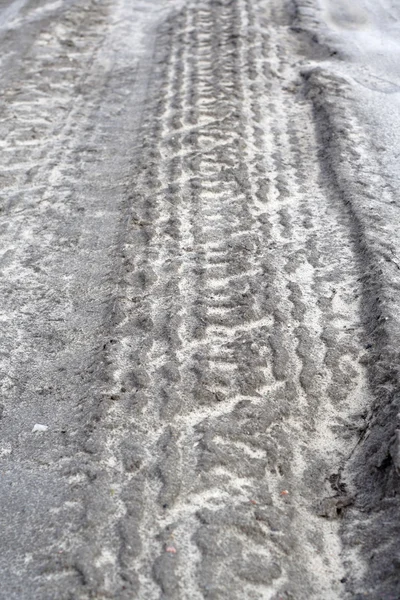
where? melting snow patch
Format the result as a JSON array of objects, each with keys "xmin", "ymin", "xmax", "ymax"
[{"xmin": 32, "ymin": 423, "xmax": 48, "ymax": 433}]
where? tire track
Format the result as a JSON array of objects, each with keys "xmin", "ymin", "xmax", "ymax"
[
  {"xmin": 0, "ymin": 1, "xmax": 121, "ymax": 596},
  {"xmin": 110, "ymin": 1, "xmax": 372, "ymax": 598},
  {"xmin": 0, "ymin": 1, "xmax": 182, "ymax": 597}
]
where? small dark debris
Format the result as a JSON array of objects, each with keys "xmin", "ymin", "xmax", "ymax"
[{"xmin": 317, "ymin": 495, "xmax": 354, "ymax": 519}]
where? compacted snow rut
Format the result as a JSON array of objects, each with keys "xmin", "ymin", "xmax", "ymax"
[
  {"xmin": 0, "ymin": 0, "xmax": 399, "ymax": 599},
  {"xmin": 112, "ymin": 2, "xmax": 370, "ymax": 598}
]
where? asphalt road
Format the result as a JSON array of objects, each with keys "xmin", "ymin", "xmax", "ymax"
[{"xmin": 0, "ymin": 1, "xmax": 400, "ymax": 598}]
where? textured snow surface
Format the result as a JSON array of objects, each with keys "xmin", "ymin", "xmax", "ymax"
[{"xmin": 0, "ymin": 0, "xmax": 399, "ymax": 598}]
